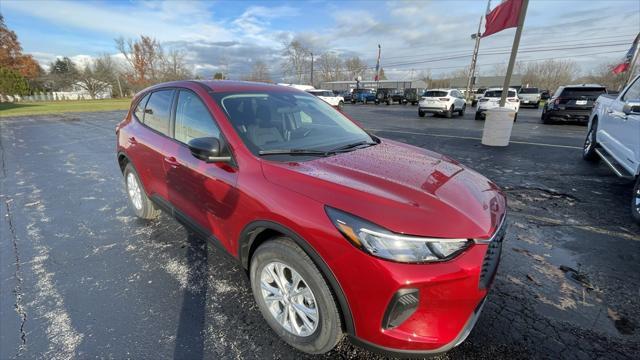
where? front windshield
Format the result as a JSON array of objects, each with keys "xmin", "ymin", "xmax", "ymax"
[{"xmin": 213, "ymin": 91, "xmax": 373, "ymax": 156}]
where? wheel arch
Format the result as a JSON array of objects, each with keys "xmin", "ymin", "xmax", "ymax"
[
  {"xmin": 238, "ymin": 220, "xmax": 355, "ymax": 336},
  {"xmin": 117, "ymin": 151, "xmax": 130, "ymax": 173}
]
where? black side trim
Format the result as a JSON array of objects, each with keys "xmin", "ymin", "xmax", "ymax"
[
  {"xmin": 150, "ymin": 194, "xmax": 229, "ymax": 255},
  {"xmin": 238, "ymin": 220, "xmax": 355, "ymax": 336}
]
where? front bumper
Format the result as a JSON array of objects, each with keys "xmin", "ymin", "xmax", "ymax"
[
  {"xmin": 545, "ymin": 108, "xmax": 592, "ymax": 122},
  {"xmin": 327, "ymin": 216, "xmax": 506, "ymax": 354}
]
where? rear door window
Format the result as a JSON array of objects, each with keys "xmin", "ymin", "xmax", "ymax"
[
  {"xmin": 174, "ymin": 90, "xmax": 221, "ymax": 144},
  {"xmin": 622, "ymin": 77, "xmax": 640, "ymax": 101},
  {"xmin": 143, "ymin": 90, "xmax": 174, "ymax": 135}
]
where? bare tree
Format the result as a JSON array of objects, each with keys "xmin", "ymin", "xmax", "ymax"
[
  {"xmin": 344, "ymin": 56, "xmax": 368, "ymax": 81},
  {"xmin": 521, "ymin": 60, "xmax": 579, "ymax": 92},
  {"xmin": 282, "ymin": 40, "xmax": 310, "ymax": 84},
  {"xmin": 245, "ymin": 61, "xmax": 271, "ymax": 83},
  {"xmin": 416, "ymin": 70, "xmax": 432, "ymax": 87},
  {"xmin": 75, "ymin": 66, "xmax": 111, "ymax": 99},
  {"xmin": 160, "ymin": 48, "xmax": 192, "ymax": 81},
  {"xmin": 574, "ymin": 62, "xmax": 628, "ymax": 91},
  {"xmin": 317, "ymin": 52, "xmax": 344, "ymax": 83},
  {"xmin": 115, "ymin": 35, "xmax": 161, "ymax": 87}
]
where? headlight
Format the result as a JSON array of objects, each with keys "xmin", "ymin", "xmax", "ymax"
[{"xmin": 325, "ymin": 207, "xmax": 471, "ymax": 263}]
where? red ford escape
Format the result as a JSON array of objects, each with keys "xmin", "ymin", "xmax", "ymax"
[{"xmin": 116, "ymin": 80, "xmax": 506, "ymax": 356}]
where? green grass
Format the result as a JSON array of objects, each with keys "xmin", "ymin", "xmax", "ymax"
[{"xmin": 0, "ymin": 98, "xmax": 132, "ymax": 117}]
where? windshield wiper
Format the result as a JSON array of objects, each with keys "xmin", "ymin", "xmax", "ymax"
[
  {"xmin": 329, "ymin": 140, "xmax": 377, "ymax": 153},
  {"xmin": 258, "ymin": 149, "xmax": 332, "ymax": 156}
]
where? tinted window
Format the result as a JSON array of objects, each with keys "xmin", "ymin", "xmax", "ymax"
[
  {"xmin": 622, "ymin": 77, "xmax": 640, "ymax": 101},
  {"xmin": 144, "ymin": 90, "xmax": 174, "ymax": 135},
  {"xmin": 484, "ymin": 90, "xmax": 516, "ymax": 98},
  {"xmin": 174, "ymin": 90, "xmax": 220, "ymax": 144},
  {"xmin": 520, "ymin": 88, "xmax": 539, "ymax": 94},
  {"xmin": 215, "ymin": 92, "xmax": 372, "ymax": 155},
  {"xmin": 559, "ymin": 87, "xmax": 606, "ymax": 100},
  {"xmin": 134, "ymin": 93, "xmax": 150, "ymax": 121},
  {"xmin": 424, "ymin": 91, "xmax": 448, "ymax": 97}
]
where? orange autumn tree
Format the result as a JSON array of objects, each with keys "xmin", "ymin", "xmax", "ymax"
[{"xmin": 0, "ymin": 14, "xmax": 41, "ymax": 80}]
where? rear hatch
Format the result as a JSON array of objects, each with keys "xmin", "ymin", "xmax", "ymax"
[
  {"xmin": 421, "ymin": 90, "xmax": 449, "ymax": 107},
  {"xmin": 518, "ymin": 88, "xmax": 540, "ymax": 102},
  {"xmin": 557, "ymin": 87, "xmax": 606, "ymax": 110}
]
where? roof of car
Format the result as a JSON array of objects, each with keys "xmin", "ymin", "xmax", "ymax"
[
  {"xmin": 485, "ymin": 87, "xmax": 517, "ymax": 91},
  {"xmin": 306, "ymin": 89, "xmax": 332, "ymax": 92},
  {"xmin": 427, "ymin": 88, "xmax": 453, "ymax": 92},
  {"xmin": 561, "ymin": 84, "xmax": 605, "ymax": 88},
  {"xmin": 140, "ymin": 80, "xmax": 310, "ymax": 96}
]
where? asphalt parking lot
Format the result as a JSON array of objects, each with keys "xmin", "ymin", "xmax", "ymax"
[{"xmin": 1, "ymin": 104, "xmax": 639, "ymax": 359}]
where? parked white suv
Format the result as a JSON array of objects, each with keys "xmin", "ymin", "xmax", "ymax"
[
  {"xmin": 518, "ymin": 87, "xmax": 541, "ymax": 108},
  {"xmin": 475, "ymin": 88, "xmax": 520, "ymax": 120},
  {"xmin": 583, "ymin": 74, "xmax": 640, "ymax": 222},
  {"xmin": 418, "ymin": 89, "xmax": 466, "ymax": 118},
  {"xmin": 306, "ymin": 89, "xmax": 345, "ymax": 109}
]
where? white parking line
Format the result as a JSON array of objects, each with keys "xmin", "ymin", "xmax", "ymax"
[{"xmin": 368, "ymin": 128, "xmax": 582, "ymax": 150}]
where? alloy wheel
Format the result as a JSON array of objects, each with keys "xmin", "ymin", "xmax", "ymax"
[{"xmin": 260, "ymin": 261, "xmax": 319, "ymax": 337}]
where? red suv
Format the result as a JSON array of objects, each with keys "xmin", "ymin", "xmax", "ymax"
[{"xmin": 116, "ymin": 81, "xmax": 507, "ymax": 356}]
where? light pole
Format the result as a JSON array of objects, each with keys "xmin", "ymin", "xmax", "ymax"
[{"xmin": 310, "ymin": 52, "xmax": 314, "ymax": 87}]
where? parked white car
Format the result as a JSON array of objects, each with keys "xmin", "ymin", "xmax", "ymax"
[
  {"xmin": 306, "ymin": 89, "xmax": 345, "ymax": 109},
  {"xmin": 418, "ymin": 89, "xmax": 466, "ymax": 118},
  {"xmin": 475, "ymin": 88, "xmax": 520, "ymax": 120},
  {"xmin": 583, "ymin": 74, "xmax": 640, "ymax": 222},
  {"xmin": 518, "ymin": 87, "xmax": 542, "ymax": 108}
]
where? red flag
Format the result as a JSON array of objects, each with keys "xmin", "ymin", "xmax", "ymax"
[
  {"xmin": 482, "ymin": 0, "xmax": 524, "ymax": 38},
  {"xmin": 612, "ymin": 33, "xmax": 640, "ymax": 74}
]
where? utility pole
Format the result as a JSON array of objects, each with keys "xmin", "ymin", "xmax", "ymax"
[
  {"xmin": 310, "ymin": 52, "xmax": 314, "ymax": 87},
  {"xmin": 499, "ymin": 0, "xmax": 529, "ymax": 107},
  {"xmin": 466, "ymin": 0, "xmax": 490, "ymax": 104}
]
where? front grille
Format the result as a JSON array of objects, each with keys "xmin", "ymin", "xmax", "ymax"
[{"xmin": 479, "ymin": 217, "xmax": 507, "ymax": 289}]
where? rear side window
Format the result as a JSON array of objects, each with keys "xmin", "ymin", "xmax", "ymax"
[
  {"xmin": 559, "ymin": 87, "xmax": 606, "ymax": 99},
  {"xmin": 133, "ymin": 93, "xmax": 150, "ymax": 121},
  {"xmin": 174, "ymin": 90, "xmax": 221, "ymax": 144},
  {"xmin": 143, "ymin": 90, "xmax": 174, "ymax": 135}
]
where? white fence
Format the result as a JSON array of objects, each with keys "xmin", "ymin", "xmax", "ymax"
[{"xmin": 1, "ymin": 91, "xmax": 112, "ymax": 103}]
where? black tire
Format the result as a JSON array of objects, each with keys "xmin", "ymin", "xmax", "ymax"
[
  {"xmin": 459, "ymin": 104, "xmax": 466, "ymax": 116},
  {"xmin": 445, "ymin": 105, "xmax": 453, "ymax": 118},
  {"xmin": 123, "ymin": 163, "xmax": 161, "ymax": 220},
  {"xmin": 475, "ymin": 112, "xmax": 482, "ymax": 120},
  {"xmin": 337, "ymin": 101, "xmax": 344, "ymax": 110},
  {"xmin": 513, "ymin": 113, "xmax": 518, "ymax": 122},
  {"xmin": 541, "ymin": 109, "xmax": 551, "ymax": 124},
  {"xmin": 418, "ymin": 110, "xmax": 425, "ymax": 117},
  {"xmin": 632, "ymin": 177, "xmax": 640, "ymax": 224},
  {"xmin": 250, "ymin": 238, "xmax": 342, "ymax": 354},
  {"xmin": 386, "ymin": 100, "xmax": 390, "ymax": 106},
  {"xmin": 472, "ymin": 100, "xmax": 477, "ymax": 107},
  {"xmin": 583, "ymin": 120, "xmax": 599, "ymax": 162}
]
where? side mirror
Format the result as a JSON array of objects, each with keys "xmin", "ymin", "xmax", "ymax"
[
  {"xmin": 623, "ymin": 100, "xmax": 640, "ymax": 115},
  {"xmin": 187, "ymin": 137, "xmax": 231, "ymax": 163}
]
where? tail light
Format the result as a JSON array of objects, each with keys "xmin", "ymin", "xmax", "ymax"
[
  {"xmin": 439, "ymin": 97, "xmax": 449, "ymax": 101},
  {"xmin": 479, "ymin": 98, "xmax": 489, "ymax": 102},
  {"xmin": 507, "ymin": 98, "xmax": 519, "ymax": 103}
]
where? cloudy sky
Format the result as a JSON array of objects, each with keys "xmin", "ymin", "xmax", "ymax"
[{"xmin": 2, "ymin": 0, "xmax": 639, "ymax": 81}]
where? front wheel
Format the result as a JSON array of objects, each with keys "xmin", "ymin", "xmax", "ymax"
[
  {"xmin": 250, "ymin": 238, "xmax": 342, "ymax": 354},
  {"xmin": 583, "ymin": 121, "xmax": 599, "ymax": 162},
  {"xmin": 337, "ymin": 101, "xmax": 344, "ymax": 110},
  {"xmin": 459, "ymin": 104, "xmax": 466, "ymax": 116},
  {"xmin": 418, "ymin": 110, "xmax": 426, "ymax": 117}
]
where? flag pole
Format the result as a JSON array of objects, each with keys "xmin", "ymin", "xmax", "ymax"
[{"xmin": 499, "ymin": 0, "xmax": 529, "ymax": 107}]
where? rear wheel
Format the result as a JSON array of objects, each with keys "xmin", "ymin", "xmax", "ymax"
[
  {"xmin": 124, "ymin": 163, "xmax": 160, "ymax": 220},
  {"xmin": 445, "ymin": 105, "xmax": 454, "ymax": 118},
  {"xmin": 418, "ymin": 110, "xmax": 426, "ymax": 117},
  {"xmin": 250, "ymin": 238, "xmax": 342, "ymax": 354},
  {"xmin": 583, "ymin": 120, "xmax": 599, "ymax": 162},
  {"xmin": 475, "ymin": 112, "xmax": 482, "ymax": 120},
  {"xmin": 459, "ymin": 104, "xmax": 466, "ymax": 116}
]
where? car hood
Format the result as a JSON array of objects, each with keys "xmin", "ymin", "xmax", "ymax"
[{"xmin": 261, "ymin": 139, "xmax": 506, "ymax": 239}]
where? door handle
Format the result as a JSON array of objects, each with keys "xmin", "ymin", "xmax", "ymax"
[
  {"xmin": 163, "ymin": 156, "xmax": 180, "ymax": 168},
  {"xmin": 128, "ymin": 136, "xmax": 137, "ymax": 144}
]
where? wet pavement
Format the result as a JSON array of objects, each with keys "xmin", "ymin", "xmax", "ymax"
[{"xmin": 1, "ymin": 105, "xmax": 639, "ymax": 359}]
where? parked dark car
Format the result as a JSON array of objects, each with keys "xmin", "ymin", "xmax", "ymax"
[
  {"xmin": 540, "ymin": 90, "xmax": 551, "ymax": 100},
  {"xmin": 351, "ymin": 88, "xmax": 376, "ymax": 104},
  {"xmin": 541, "ymin": 84, "xmax": 607, "ymax": 124},
  {"xmin": 337, "ymin": 90, "xmax": 352, "ymax": 103},
  {"xmin": 116, "ymin": 80, "xmax": 506, "ymax": 356},
  {"xmin": 375, "ymin": 88, "xmax": 404, "ymax": 105},
  {"xmin": 403, "ymin": 88, "xmax": 426, "ymax": 105}
]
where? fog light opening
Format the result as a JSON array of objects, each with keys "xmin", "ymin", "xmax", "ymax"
[{"xmin": 382, "ymin": 288, "xmax": 419, "ymax": 329}]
